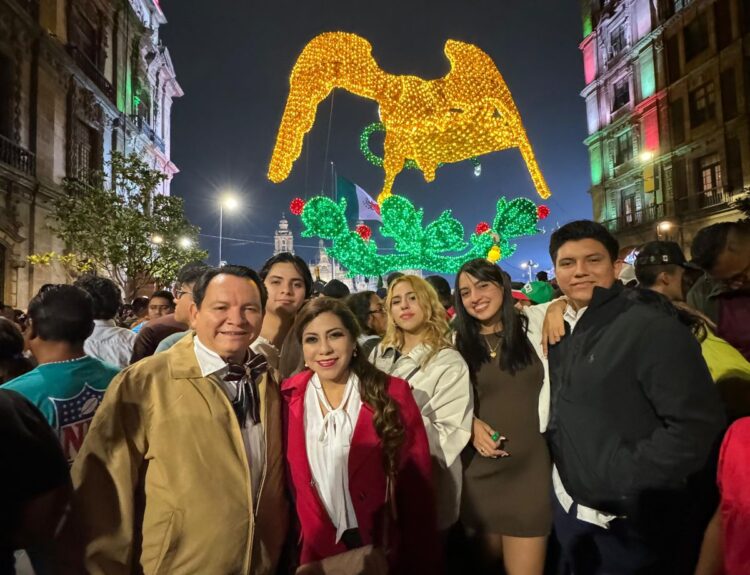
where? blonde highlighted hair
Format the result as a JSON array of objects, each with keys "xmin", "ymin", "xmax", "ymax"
[{"xmin": 381, "ymin": 275, "xmax": 452, "ymax": 366}]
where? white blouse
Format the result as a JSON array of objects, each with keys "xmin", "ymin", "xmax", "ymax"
[{"xmin": 304, "ymin": 372, "xmax": 363, "ymax": 542}]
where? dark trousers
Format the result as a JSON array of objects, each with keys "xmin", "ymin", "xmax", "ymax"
[{"xmin": 553, "ymin": 496, "xmax": 707, "ymax": 575}]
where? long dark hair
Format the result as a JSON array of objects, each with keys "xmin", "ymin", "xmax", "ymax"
[
  {"xmin": 454, "ymin": 259, "xmax": 534, "ymax": 378},
  {"xmin": 292, "ymin": 297, "xmax": 405, "ymax": 475},
  {"xmin": 0, "ymin": 318, "xmax": 33, "ymax": 384}
]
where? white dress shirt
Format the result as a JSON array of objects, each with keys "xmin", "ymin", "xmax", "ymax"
[
  {"xmin": 524, "ymin": 302, "xmax": 618, "ymax": 528},
  {"xmin": 251, "ymin": 336, "xmax": 280, "ymax": 372},
  {"xmin": 193, "ymin": 336, "xmax": 266, "ymax": 503},
  {"xmin": 304, "ymin": 372, "xmax": 362, "ymax": 542},
  {"xmin": 370, "ymin": 343, "xmax": 473, "ymax": 529},
  {"xmin": 83, "ymin": 319, "xmax": 137, "ymax": 369}
]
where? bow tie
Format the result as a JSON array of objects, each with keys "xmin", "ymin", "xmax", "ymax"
[{"xmin": 224, "ymin": 351, "xmax": 268, "ymax": 427}]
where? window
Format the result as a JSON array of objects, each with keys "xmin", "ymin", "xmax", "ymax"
[
  {"xmin": 0, "ymin": 54, "xmax": 13, "ymax": 139},
  {"xmin": 684, "ymin": 13, "xmax": 709, "ymax": 61},
  {"xmin": 614, "ymin": 131, "xmax": 633, "ymax": 166},
  {"xmin": 715, "ymin": 0, "xmax": 732, "ymax": 50},
  {"xmin": 726, "ymin": 137, "xmax": 743, "ymax": 192},
  {"xmin": 697, "ymin": 154, "xmax": 723, "ymax": 206},
  {"xmin": 721, "ymin": 69, "xmax": 737, "ymax": 120},
  {"xmin": 671, "ymin": 98, "xmax": 686, "ymax": 145},
  {"xmin": 613, "ymin": 78, "xmax": 630, "ymax": 110},
  {"xmin": 666, "ymin": 34, "xmax": 681, "ymax": 82},
  {"xmin": 71, "ymin": 118, "xmax": 100, "ymax": 182},
  {"xmin": 70, "ymin": 9, "xmax": 101, "ymax": 68},
  {"xmin": 689, "ymin": 82, "xmax": 716, "ymax": 127},
  {"xmin": 610, "ymin": 26, "xmax": 626, "ymax": 57}
]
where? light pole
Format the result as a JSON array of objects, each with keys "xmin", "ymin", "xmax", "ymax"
[
  {"xmin": 520, "ymin": 260, "xmax": 539, "ymax": 284},
  {"xmin": 218, "ymin": 194, "xmax": 239, "ymax": 266},
  {"xmin": 656, "ymin": 220, "xmax": 672, "ymax": 240}
]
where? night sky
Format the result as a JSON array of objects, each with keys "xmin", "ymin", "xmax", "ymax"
[{"xmin": 160, "ymin": 0, "xmax": 592, "ymax": 282}]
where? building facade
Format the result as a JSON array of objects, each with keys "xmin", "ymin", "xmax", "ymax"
[
  {"xmin": 273, "ymin": 214, "xmax": 294, "ymax": 255},
  {"xmin": 580, "ymin": 0, "xmax": 748, "ymax": 254},
  {"xmin": 0, "ymin": 0, "xmax": 181, "ymax": 308}
]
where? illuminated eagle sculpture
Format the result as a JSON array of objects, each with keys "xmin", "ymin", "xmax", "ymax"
[{"xmin": 268, "ymin": 32, "xmax": 551, "ymax": 204}]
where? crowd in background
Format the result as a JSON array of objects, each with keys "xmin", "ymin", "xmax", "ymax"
[{"xmin": 0, "ymin": 216, "xmax": 748, "ymax": 575}]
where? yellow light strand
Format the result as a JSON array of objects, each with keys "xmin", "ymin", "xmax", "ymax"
[{"xmin": 268, "ymin": 32, "xmax": 552, "ymax": 204}]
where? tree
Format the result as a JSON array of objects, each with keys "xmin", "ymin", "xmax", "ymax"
[{"xmin": 32, "ymin": 152, "xmax": 207, "ymax": 299}]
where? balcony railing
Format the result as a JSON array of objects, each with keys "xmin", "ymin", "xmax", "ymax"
[
  {"xmin": 673, "ymin": 187, "xmax": 737, "ymax": 212},
  {"xmin": 66, "ymin": 45, "xmax": 115, "ymax": 103},
  {"xmin": 132, "ymin": 115, "xmax": 166, "ymax": 153},
  {"xmin": 0, "ymin": 134, "xmax": 36, "ymax": 176},
  {"xmin": 603, "ymin": 203, "xmax": 666, "ymax": 233}
]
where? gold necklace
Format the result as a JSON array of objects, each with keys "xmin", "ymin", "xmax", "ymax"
[{"xmin": 483, "ymin": 333, "xmax": 503, "ymax": 359}]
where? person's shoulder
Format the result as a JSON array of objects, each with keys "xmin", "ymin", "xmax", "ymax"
[
  {"xmin": 1, "ymin": 367, "xmax": 43, "ymax": 393},
  {"xmin": 85, "ymin": 356, "xmax": 122, "ymax": 379},
  {"xmin": 385, "ymin": 375, "xmax": 411, "ymax": 399},
  {"xmin": 432, "ymin": 346, "xmax": 468, "ymax": 367}
]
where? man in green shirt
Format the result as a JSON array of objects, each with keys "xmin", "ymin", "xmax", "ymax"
[{"xmin": 2, "ymin": 285, "xmax": 119, "ymax": 464}]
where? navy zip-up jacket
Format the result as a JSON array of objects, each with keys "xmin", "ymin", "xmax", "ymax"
[{"xmin": 546, "ymin": 282, "xmax": 726, "ymax": 517}]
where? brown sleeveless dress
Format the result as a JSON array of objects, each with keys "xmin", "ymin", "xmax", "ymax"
[{"xmin": 460, "ymin": 348, "xmax": 552, "ymax": 536}]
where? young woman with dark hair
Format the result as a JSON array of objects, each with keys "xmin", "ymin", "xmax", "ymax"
[
  {"xmin": 281, "ymin": 297, "xmax": 439, "ymax": 573},
  {"xmin": 454, "ymin": 258, "xmax": 551, "ymax": 575}
]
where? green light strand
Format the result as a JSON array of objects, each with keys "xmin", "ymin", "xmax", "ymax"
[{"xmin": 298, "ymin": 193, "xmax": 540, "ymax": 276}]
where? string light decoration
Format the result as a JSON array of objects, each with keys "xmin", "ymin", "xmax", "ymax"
[
  {"xmin": 296, "ymin": 193, "xmax": 542, "ymax": 276},
  {"xmin": 360, "ymin": 121, "xmax": 482, "ymax": 177},
  {"xmin": 356, "ymin": 223, "xmax": 372, "ymax": 241},
  {"xmin": 290, "ymin": 197, "xmax": 306, "ymax": 216},
  {"xmin": 537, "ymin": 204, "xmax": 550, "ymax": 219},
  {"xmin": 268, "ymin": 32, "xmax": 552, "ymax": 204},
  {"xmin": 475, "ymin": 221, "xmax": 491, "ymax": 235}
]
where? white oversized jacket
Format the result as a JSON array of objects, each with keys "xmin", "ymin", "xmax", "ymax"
[{"xmin": 370, "ymin": 343, "xmax": 473, "ymax": 529}]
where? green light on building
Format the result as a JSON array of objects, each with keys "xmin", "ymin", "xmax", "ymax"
[
  {"xmin": 640, "ymin": 52, "xmax": 655, "ymax": 99},
  {"xmin": 590, "ymin": 146, "xmax": 603, "ymax": 186},
  {"xmin": 583, "ymin": 16, "xmax": 593, "ymax": 37}
]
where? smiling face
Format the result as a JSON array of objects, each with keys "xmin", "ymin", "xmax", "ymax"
[
  {"xmin": 457, "ymin": 272, "xmax": 503, "ymax": 327},
  {"xmin": 264, "ymin": 262, "xmax": 307, "ymax": 317},
  {"xmin": 389, "ymin": 280, "xmax": 427, "ymax": 335},
  {"xmin": 190, "ymin": 274, "xmax": 264, "ymax": 363},
  {"xmin": 301, "ymin": 311, "xmax": 356, "ymax": 386},
  {"xmin": 554, "ymin": 238, "xmax": 617, "ymax": 309}
]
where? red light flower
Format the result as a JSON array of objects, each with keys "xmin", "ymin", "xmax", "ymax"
[
  {"xmin": 289, "ymin": 197, "xmax": 305, "ymax": 216},
  {"xmin": 537, "ymin": 205, "xmax": 550, "ymax": 220},
  {"xmin": 356, "ymin": 224, "xmax": 372, "ymax": 241},
  {"xmin": 475, "ymin": 221, "xmax": 491, "ymax": 235}
]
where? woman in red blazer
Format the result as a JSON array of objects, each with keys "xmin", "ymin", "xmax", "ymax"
[{"xmin": 281, "ymin": 297, "xmax": 440, "ymax": 573}]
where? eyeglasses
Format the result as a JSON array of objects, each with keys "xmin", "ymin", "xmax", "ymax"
[
  {"xmin": 368, "ymin": 305, "xmax": 385, "ymax": 315},
  {"xmin": 174, "ymin": 289, "xmax": 193, "ymax": 300}
]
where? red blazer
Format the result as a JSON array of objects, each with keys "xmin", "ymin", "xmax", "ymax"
[{"xmin": 281, "ymin": 370, "xmax": 440, "ymax": 574}]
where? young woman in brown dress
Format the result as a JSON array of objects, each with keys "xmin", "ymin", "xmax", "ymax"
[{"xmin": 454, "ymin": 258, "xmax": 552, "ymax": 575}]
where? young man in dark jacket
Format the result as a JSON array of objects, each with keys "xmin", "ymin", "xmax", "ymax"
[{"xmin": 546, "ymin": 220, "xmax": 726, "ymax": 574}]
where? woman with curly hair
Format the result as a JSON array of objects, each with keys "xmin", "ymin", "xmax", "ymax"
[
  {"xmin": 370, "ymin": 275, "xmax": 473, "ymax": 532},
  {"xmin": 281, "ymin": 296, "xmax": 439, "ymax": 573}
]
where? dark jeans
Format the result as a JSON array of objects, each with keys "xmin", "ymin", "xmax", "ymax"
[{"xmin": 553, "ymin": 497, "xmax": 704, "ymax": 575}]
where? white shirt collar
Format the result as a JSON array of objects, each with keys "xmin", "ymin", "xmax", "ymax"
[
  {"xmin": 564, "ymin": 304, "xmax": 588, "ymax": 332},
  {"xmin": 93, "ymin": 319, "xmax": 117, "ymax": 328},
  {"xmin": 193, "ymin": 335, "xmax": 230, "ymax": 378}
]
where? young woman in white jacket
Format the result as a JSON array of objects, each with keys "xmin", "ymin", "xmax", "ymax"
[{"xmin": 370, "ymin": 275, "xmax": 473, "ymax": 531}]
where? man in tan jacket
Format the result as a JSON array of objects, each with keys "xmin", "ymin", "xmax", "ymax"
[{"xmin": 69, "ymin": 265, "xmax": 288, "ymax": 574}]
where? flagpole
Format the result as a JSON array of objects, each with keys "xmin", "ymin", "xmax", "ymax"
[{"xmin": 331, "ymin": 161, "xmax": 336, "ymax": 281}]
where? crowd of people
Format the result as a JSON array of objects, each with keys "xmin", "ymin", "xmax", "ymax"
[{"xmin": 0, "ymin": 216, "xmax": 748, "ymax": 575}]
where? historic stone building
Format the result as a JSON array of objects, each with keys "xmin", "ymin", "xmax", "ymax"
[
  {"xmin": 0, "ymin": 0, "xmax": 181, "ymax": 308},
  {"xmin": 273, "ymin": 214, "xmax": 294, "ymax": 255},
  {"xmin": 580, "ymin": 0, "xmax": 748, "ymax": 254}
]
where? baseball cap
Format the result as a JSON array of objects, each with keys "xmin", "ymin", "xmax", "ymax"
[{"xmin": 634, "ymin": 241, "xmax": 700, "ymax": 270}]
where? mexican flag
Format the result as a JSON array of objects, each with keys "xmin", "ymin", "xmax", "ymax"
[{"xmin": 336, "ymin": 176, "xmax": 382, "ymax": 223}]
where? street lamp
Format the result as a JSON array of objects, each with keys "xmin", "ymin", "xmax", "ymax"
[
  {"xmin": 640, "ymin": 150, "xmax": 655, "ymax": 163},
  {"xmin": 178, "ymin": 237, "xmax": 193, "ymax": 249},
  {"xmin": 151, "ymin": 234, "xmax": 164, "ymax": 245},
  {"xmin": 520, "ymin": 259, "xmax": 539, "ymax": 283},
  {"xmin": 656, "ymin": 220, "xmax": 672, "ymax": 240},
  {"xmin": 218, "ymin": 193, "xmax": 239, "ymax": 265}
]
